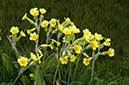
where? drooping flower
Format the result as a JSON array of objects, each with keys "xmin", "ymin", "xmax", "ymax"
[
  {"xmin": 58, "ymin": 25, "xmax": 63, "ymax": 31},
  {"xmin": 108, "ymin": 48, "xmax": 115, "ymax": 57},
  {"xmin": 64, "ymin": 17, "xmax": 71, "ymax": 24},
  {"xmin": 74, "ymin": 44, "xmax": 82, "ymax": 54},
  {"xmin": 104, "ymin": 38, "xmax": 111, "ymax": 46},
  {"xmin": 70, "ymin": 55, "xmax": 77, "ymax": 62},
  {"xmin": 63, "ymin": 28, "xmax": 71, "ymax": 35},
  {"xmin": 22, "ymin": 13, "xmax": 28, "ymax": 20},
  {"xmin": 49, "ymin": 44, "xmax": 53, "ymax": 50},
  {"xmin": 39, "ymin": 8, "xmax": 46, "ymax": 14},
  {"xmin": 30, "ymin": 52, "xmax": 36, "ymax": 60},
  {"xmin": 10, "ymin": 26, "xmax": 19, "ymax": 34},
  {"xmin": 41, "ymin": 20, "xmax": 49, "ymax": 27},
  {"xmin": 29, "ymin": 32, "xmax": 38, "ymax": 41},
  {"xmin": 92, "ymin": 41, "xmax": 98, "ymax": 50},
  {"xmin": 60, "ymin": 57, "xmax": 68, "ymax": 64},
  {"xmin": 83, "ymin": 58, "xmax": 90, "ymax": 66},
  {"xmin": 18, "ymin": 56, "xmax": 28, "ymax": 66},
  {"xmin": 20, "ymin": 31, "xmax": 26, "ymax": 37},
  {"xmin": 30, "ymin": 8, "xmax": 39, "ymax": 16}
]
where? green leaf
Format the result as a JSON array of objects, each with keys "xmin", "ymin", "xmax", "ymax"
[
  {"xmin": 35, "ymin": 68, "xmax": 44, "ymax": 85},
  {"xmin": 89, "ymin": 77, "xmax": 101, "ymax": 85},
  {"xmin": 107, "ymin": 81, "xmax": 117, "ymax": 85},
  {"xmin": 2, "ymin": 53, "xmax": 10, "ymax": 72},
  {"xmin": 79, "ymin": 67, "xmax": 98, "ymax": 85},
  {"xmin": 68, "ymin": 81, "xmax": 82, "ymax": 85},
  {"xmin": 40, "ymin": 53, "xmax": 57, "ymax": 74}
]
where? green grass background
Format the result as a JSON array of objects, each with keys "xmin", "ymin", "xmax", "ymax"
[{"xmin": 0, "ymin": 0, "xmax": 129, "ymax": 84}]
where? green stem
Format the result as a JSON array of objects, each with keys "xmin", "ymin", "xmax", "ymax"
[
  {"xmin": 91, "ymin": 60, "xmax": 95, "ymax": 80},
  {"xmin": 58, "ymin": 66, "xmax": 61, "ymax": 85},
  {"xmin": 68, "ymin": 62, "xmax": 71, "ymax": 84},
  {"xmin": 72, "ymin": 56, "xmax": 80, "ymax": 82},
  {"xmin": 12, "ymin": 72, "xmax": 21, "ymax": 85},
  {"xmin": 53, "ymin": 62, "xmax": 60, "ymax": 85}
]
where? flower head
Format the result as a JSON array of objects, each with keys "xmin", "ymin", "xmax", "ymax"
[
  {"xmin": 63, "ymin": 28, "xmax": 71, "ymax": 35},
  {"xmin": 50, "ymin": 18, "xmax": 56, "ymax": 27},
  {"xmin": 29, "ymin": 73, "xmax": 34, "ymax": 77},
  {"xmin": 104, "ymin": 38, "xmax": 111, "ymax": 46},
  {"xmin": 29, "ymin": 32, "xmax": 38, "ymax": 41},
  {"xmin": 39, "ymin": 8, "xmax": 46, "ymax": 14},
  {"xmin": 27, "ymin": 29, "xmax": 31, "ymax": 34},
  {"xmin": 18, "ymin": 56, "xmax": 28, "ymax": 66},
  {"xmin": 20, "ymin": 31, "xmax": 26, "ymax": 37},
  {"xmin": 41, "ymin": 20, "xmax": 49, "ymax": 28},
  {"xmin": 92, "ymin": 41, "xmax": 98, "ymax": 50},
  {"xmin": 95, "ymin": 33, "xmax": 103, "ymax": 41},
  {"xmin": 70, "ymin": 55, "xmax": 77, "ymax": 62},
  {"xmin": 70, "ymin": 26, "xmax": 80, "ymax": 34},
  {"xmin": 60, "ymin": 57, "xmax": 68, "ymax": 64},
  {"xmin": 108, "ymin": 48, "xmax": 115, "ymax": 57},
  {"xmin": 83, "ymin": 29, "xmax": 91, "ymax": 36},
  {"xmin": 30, "ymin": 52, "xmax": 36, "ymax": 60},
  {"xmin": 83, "ymin": 58, "xmax": 90, "ymax": 66},
  {"xmin": 49, "ymin": 44, "xmax": 53, "ymax": 50},
  {"xmin": 30, "ymin": 8, "xmax": 39, "ymax": 16},
  {"xmin": 74, "ymin": 44, "xmax": 82, "ymax": 54},
  {"xmin": 65, "ymin": 17, "xmax": 71, "ymax": 24},
  {"xmin": 10, "ymin": 26, "xmax": 19, "ymax": 34},
  {"xmin": 58, "ymin": 25, "xmax": 63, "ymax": 31},
  {"xmin": 22, "ymin": 13, "xmax": 28, "ymax": 20}
]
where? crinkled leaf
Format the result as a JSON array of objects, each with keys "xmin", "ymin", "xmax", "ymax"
[{"xmin": 35, "ymin": 68, "xmax": 44, "ymax": 85}]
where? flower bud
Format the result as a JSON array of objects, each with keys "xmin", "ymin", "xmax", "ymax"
[
  {"xmin": 62, "ymin": 51, "xmax": 66, "ymax": 57},
  {"xmin": 67, "ymin": 51, "xmax": 72, "ymax": 57},
  {"xmin": 85, "ymin": 45, "xmax": 92, "ymax": 49},
  {"xmin": 101, "ymin": 52, "xmax": 107, "ymax": 56}
]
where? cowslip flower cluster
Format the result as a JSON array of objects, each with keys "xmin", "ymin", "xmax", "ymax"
[{"xmin": 8, "ymin": 7, "xmax": 115, "ymax": 85}]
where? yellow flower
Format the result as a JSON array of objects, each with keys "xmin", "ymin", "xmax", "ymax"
[
  {"xmin": 65, "ymin": 17, "xmax": 71, "ymax": 24},
  {"xmin": 60, "ymin": 57, "xmax": 68, "ymax": 64},
  {"xmin": 29, "ymin": 73, "xmax": 34, "ymax": 77},
  {"xmin": 29, "ymin": 32, "xmax": 38, "ymax": 41},
  {"xmin": 27, "ymin": 29, "xmax": 31, "ymax": 34},
  {"xmin": 70, "ymin": 26, "xmax": 80, "ymax": 34},
  {"xmin": 104, "ymin": 38, "xmax": 111, "ymax": 46},
  {"xmin": 58, "ymin": 25, "xmax": 63, "ymax": 31},
  {"xmin": 56, "ymin": 42, "xmax": 60, "ymax": 47},
  {"xmin": 63, "ymin": 28, "xmax": 71, "ymax": 35},
  {"xmin": 92, "ymin": 41, "xmax": 98, "ymax": 50},
  {"xmin": 39, "ymin": 8, "xmax": 46, "ymax": 14},
  {"xmin": 18, "ymin": 57, "xmax": 28, "ymax": 66},
  {"xmin": 83, "ymin": 29, "xmax": 91, "ymax": 36},
  {"xmin": 41, "ymin": 20, "xmax": 49, "ymax": 27},
  {"xmin": 30, "ymin": 8, "xmax": 39, "ymax": 16},
  {"xmin": 70, "ymin": 55, "xmax": 77, "ymax": 62},
  {"xmin": 82, "ymin": 34, "xmax": 90, "ymax": 42},
  {"xmin": 74, "ymin": 45, "xmax": 82, "ymax": 54},
  {"xmin": 108, "ymin": 48, "xmax": 115, "ymax": 57},
  {"xmin": 70, "ymin": 22, "xmax": 75, "ymax": 26},
  {"xmin": 22, "ymin": 13, "xmax": 28, "ymax": 20},
  {"xmin": 30, "ymin": 52, "xmax": 36, "ymax": 60},
  {"xmin": 49, "ymin": 44, "xmax": 53, "ymax": 50},
  {"xmin": 20, "ymin": 31, "xmax": 26, "ymax": 37},
  {"xmin": 10, "ymin": 26, "xmax": 19, "ymax": 34},
  {"xmin": 50, "ymin": 18, "xmax": 56, "ymax": 27},
  {"xmin": 95, "ymin": 33, "xmax": 103, "ymax": 41},
  {"xmin": 83, "ymin": 58, "xmax": 90, "ymax": 66}
]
